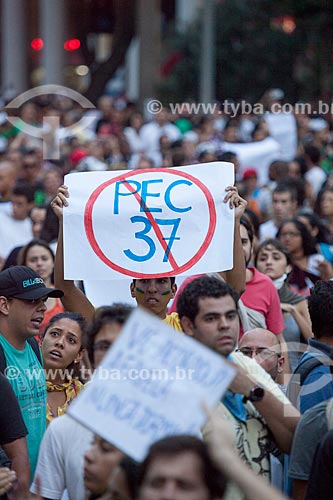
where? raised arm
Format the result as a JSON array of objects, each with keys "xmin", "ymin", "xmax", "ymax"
[
  {"xmin": 51, "ymin": 186, "xmax": 95, "ymax": 323},
  {"xmin": 204, "ymin": 405, "xmax": 288, "ymax": 500},
  {"xmin": 228, "ymin": 362, "xmax": 300, "ymax": 453},
  {"xmin": 219, "ymin": 186, "xmax": 247, "ymax": 295},
  {"xmin": 281, "ymin": 299, "xmax": 312, "ymax": 341}
]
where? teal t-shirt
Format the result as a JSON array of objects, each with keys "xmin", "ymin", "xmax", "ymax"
[{"xmin": 0, "ymin": 335, "xmax": 46, "ymax": 480}]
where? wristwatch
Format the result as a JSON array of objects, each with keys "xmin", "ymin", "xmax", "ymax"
[{"xmin": 242, "ymin": 384, "xmax": 265, "ymax": 404}]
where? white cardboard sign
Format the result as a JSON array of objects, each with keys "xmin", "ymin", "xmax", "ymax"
[
  {"xmin": 264, "ymin": 112, "xmax": 297, "ymax": 162},
  {"xmin": 63, "ymin": 162, "xmax": 234, "ymax": 280},
  {"xmin": 68, "ymin": 307, "xmax": 236, "ymax": 461},
  {"xmin": 222, "ymin": 137, "xmax": 281, "ymax": 186}
]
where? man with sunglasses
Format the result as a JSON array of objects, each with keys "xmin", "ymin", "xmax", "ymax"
[
  {"xmin": 237, "ymin": 328, "xmax": 285, "ymax": 382},
  {"xmin": 0, "ymin": 265, "xmax": 63, "ymax": 480}
]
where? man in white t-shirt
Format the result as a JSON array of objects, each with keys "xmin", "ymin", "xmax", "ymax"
[
  {"xmin": 304, "ymin": 144, "xmax": 327, "ymax": 200},
  {"xmin": 0, "ymin": 183, "xmax": 34, "ymax": 268},
  {"xmin": 0, "ymin": 160, "xmax": 17, "ymax": 215},
  {"xmin": 30, "ymin": 304, "xmax": 133, "ymax": 500},
  {"xmin": 140, "ymin": 107, "xmax": 181, "ymax": 166},
  {"xmin": 259, "ymin": 182, "xmax": 298, "ymax": 242}
]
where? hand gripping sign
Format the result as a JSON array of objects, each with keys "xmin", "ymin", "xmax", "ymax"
[
  {"xmin": 68, "ymin": 307, "xmax": 237, "ymax": 461},
  {"xmin": 63, "ymin": 162, "xmax": 234, "ymax": 280}
]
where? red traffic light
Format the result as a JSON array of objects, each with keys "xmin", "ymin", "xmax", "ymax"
[
  {"xmin": 64, "ymin": 39, "xmax": 81, "ymax": 51},
  {"xmin": 31, "ymin": 38, "xmax": 44, "ymax": 51}
]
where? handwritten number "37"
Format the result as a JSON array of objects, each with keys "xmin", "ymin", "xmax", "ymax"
[{"xmin": 124, "ymin": 216, "xmax": 181, "ymax": 263}]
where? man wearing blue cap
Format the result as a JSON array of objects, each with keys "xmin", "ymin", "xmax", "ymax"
[{"xmin": 0, "ymin": 265, "xmax": 63, "ymax": 481}]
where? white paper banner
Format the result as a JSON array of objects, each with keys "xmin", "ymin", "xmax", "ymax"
[
  {"xmin": 64, "ymin": 162, "xmax": 234, "ymax": 280},
  {"xmin": 222, "ymin": 137, "xmax": 281, "ymax": 186},
  {"xmin": 68, "ymin": 307, "xmax": 236, "ymax": 461},
  {"xmin": 264, "ymin": 112, "xmax": 297, "ymax": 162}
]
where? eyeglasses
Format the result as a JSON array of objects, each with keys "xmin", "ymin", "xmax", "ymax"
[
  {"xmin": 93, "ymin": 340, "xmax": 112, "ymax": 352},
  {"xmin": 236, "ymin": 347, "xmax": 281, "ymax": 359}
]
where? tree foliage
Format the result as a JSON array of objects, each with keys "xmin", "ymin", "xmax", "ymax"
[{"xmin": 158, "ymin": 0, "xmax": 333, "ymax": 103}]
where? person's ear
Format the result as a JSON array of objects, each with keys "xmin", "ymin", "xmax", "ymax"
[
  {"xmin": 286, "ymin": 264, "xmax": 292, "ymax": 274},
  {"xmin": 277, "ymin": 355, "xmax": 285, "ymax": 373},
  {"xmin": 171, "ymin": 283, "xmax": 177, "ymax": 298},
  {"xmin": 130, "ymin": 282, "xmax": 136, "ymax": 298},
  {"xmin": 180, "ymin": 316, "xmax": 195, "ymax": 336},
  {"xmin": 74, "ymin": 348, "xmax": 85, "ymax": 364},
  {"xmin": 0, "ymin": 296, "xmax": 10, "ymax": 316}
]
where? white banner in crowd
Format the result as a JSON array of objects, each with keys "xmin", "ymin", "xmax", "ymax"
[
  {"xmin": 264, "ymin": 112, "xmax": 297, "ymax": 162},
  {"xmin": 68, "ymin": 308, "xmax": 236, "ymax": 461},
  {"xmin": 222, "ymin": 137, "xmax": 281, "ymax": 186},
  {"xmin": 64, "ymin": 162, "xmax": 234, "ymax": 280}
]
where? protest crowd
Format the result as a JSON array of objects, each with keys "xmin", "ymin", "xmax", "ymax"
[{"xmin": 2, "ymin": 87, "xmax": 333, "ymax": 500}]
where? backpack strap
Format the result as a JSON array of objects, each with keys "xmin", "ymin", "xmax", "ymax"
[
  {"xmin": 298, "ymin": 356, "xmax": 325, "ymax": 385},
  {"xmin": 0, "ymin": 344, "xmax": 6, "ymax": 374},
  {"xmin": 287, "ymin": 355, "xmax": 327, "ymax": 407},
  {"xmin": 27, "ymin": 337, "xmax": 42, "ymax": 366}
]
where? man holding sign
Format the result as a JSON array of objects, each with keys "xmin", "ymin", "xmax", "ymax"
[{"xmin": 51, "ymin": 167, "xmax": 246, "ymax": 328}]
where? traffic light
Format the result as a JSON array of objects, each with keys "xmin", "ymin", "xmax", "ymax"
[
  {"xmin": 30, "ymin": 38, "xmax": 81, "ymax": 51},
  {"xmin": 64, "ymin": 39, "xmax": 81, "ymax": 51},
  {"xmin": 31, "ymin": 38, "xmax": 44, "ymax": 51}
]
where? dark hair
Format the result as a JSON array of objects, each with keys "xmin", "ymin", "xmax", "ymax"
[
  {"xmin": 117, "ymin": 455, "xmax": 140, "ymax": 500},
  {"xmin": 244, "ymin": 208, "xmax": 260, "ymax": 238},
  {"xmin": 297, "ymin": 209, "xmax": 332, "ymax": 244},
  {"xmin": 314, "ymin": 187, "xmax": 333, "ymax": 219},
  {"xmin": 177, "ymin": 276, "xmax": 239, "ymax": 323},
  {"xmin": 217, "ymin": 151, "xmax": 237, "ymax": 162},
  {"xmin": 304, "ymin": 144, "xmax": 321, "ymax": 165},
  {"xmin": 268, "ymin": 160, "xmax": 289, "ymax": 181},
  {"xmin": 292, "ymin": 156, "xmax": 307, "ymax": 176},
  {"xmin": 277, "ymin": 218, "xmax": 318, "ymax": 256},
  {"xmin": 18, "ymin": 239, "xmax": 55, "ymax": 266},
  {"xmin": 240, "ymin": 216, "xmax": 254, "ymax": 245},
  {"xmin": 255, "ymin": 238, "xmax": 292, "ymax": 267},
  {"xmin": 273, "ymin": 182, "xmax": 298, "ymax": 203},
  {"xmin": 39, "ymin": 203, "xmax": 59, "ymax": 243},
  {"xmin": 138, "ymin": 435, "xmax": 226, "ymax": 498},
  {"xmin": 132, "ymin": 277, "xmax": 176, "ymax": 285},
  {"xmin": 308, "ymin": 281, "xmax": 333, "ymax": 339},
  {"xmin": 87, "ymin": 303, "xmax": 133, "ymax": 364},
  {"xmin": 12, "ymin": 182, "xmax": 35, "ymax": 203}
]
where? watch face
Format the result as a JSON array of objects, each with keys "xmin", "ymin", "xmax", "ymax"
[{"xmin": 249, "ymin": 385, "xmax": 265, "ymax": 402}]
